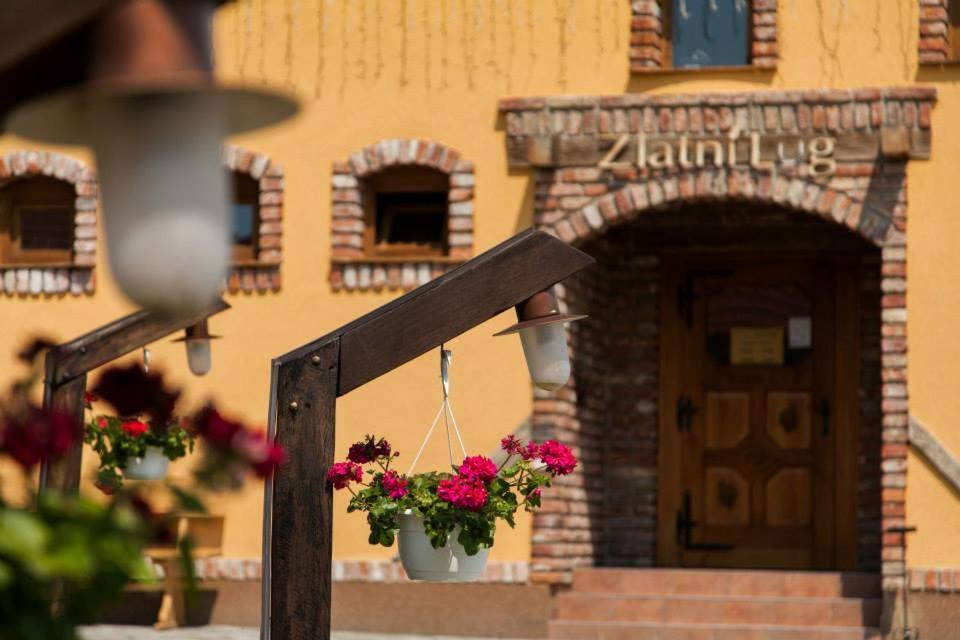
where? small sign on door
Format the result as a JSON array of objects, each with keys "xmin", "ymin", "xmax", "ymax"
[
  {"xmin": 788, "ymin": 316, "xmax": 812, "ymax": 349},
  {"xmin": 730, "ymin": 327, "xmax": 784, "ymax": 365}
]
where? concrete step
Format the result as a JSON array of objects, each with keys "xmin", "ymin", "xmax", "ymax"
[
  {"xmin": 570, "ymin": 569, "xmax": 882, "ymax": 599},
  {"xmin": 554, "ymin": 592, "xmax": 882, "ymax": 628},
  {"xmin": 548, "ymin": 620, "xmax": 883, "ymax": 640}
]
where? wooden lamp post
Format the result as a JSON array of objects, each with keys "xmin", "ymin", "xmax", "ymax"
[
  {"xmin": 39, "ymin": 299, "xmax": 231, "ymax": 495},
  {"xmin": 261, "ymin": 229, "xmax": 593, "ymax": 640}
]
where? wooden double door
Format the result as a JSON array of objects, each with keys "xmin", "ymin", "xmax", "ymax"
[{"xmin": 657, "ymin": 257, "xmax": 860, "ymax": 570}]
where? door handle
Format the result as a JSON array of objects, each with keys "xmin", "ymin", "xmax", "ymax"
[{"xmin": 818, "ymin": 398, "xmax": 830, "ymax": 437}]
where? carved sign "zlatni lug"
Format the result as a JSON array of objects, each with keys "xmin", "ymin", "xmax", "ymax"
[{"xmin": 598, "ymin": 128, "xmax": 838, "ymax": 177}]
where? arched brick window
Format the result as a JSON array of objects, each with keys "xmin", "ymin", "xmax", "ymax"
[
  {"xmin": 0, "ymin": 151, "xmax": 96, "ymax": 296},
  {"xmin": 631, "ymin": 0, "xmax": 778, "ymax": 72},
  {"xmin": 222, "ymin": 145, "xmax": 283, "ymax": 293},
  {"xmin": 330, "ymin": 139, "xmax": 475, "ymax": 292}
]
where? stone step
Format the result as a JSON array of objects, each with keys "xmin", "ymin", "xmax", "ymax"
[
  {"xmin": 571, "ymin": 569, "xmax": 882, "ymax": 599},
  {"xmin": 548, "ymin": 620, "xmax": 883, "ymax": 640},
  {"xmin": 554, "ymin": 592, "xmax": 882, "ymax": 628}
]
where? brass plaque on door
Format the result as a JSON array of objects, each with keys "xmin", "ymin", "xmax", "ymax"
[{"xmin": 730, "ymin": 327, "xmax": 784, "ymax": 365}]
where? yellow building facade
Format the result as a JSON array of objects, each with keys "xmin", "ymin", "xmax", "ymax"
[{"xmin": 4, "ymin": 0, "xmax": 960, "ymax": 636}]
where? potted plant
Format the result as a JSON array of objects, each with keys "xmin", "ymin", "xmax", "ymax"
[
  {"xmin": 328, "ymin": 434, "xmax": 577, "ymax": 582},
  {"xmin": 84, "ymin": 407, "xmax": 195, "ymax": 490}
]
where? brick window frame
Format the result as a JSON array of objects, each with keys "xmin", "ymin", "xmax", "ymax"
[
  {"xmin": 0, "ymin": 151, "xmax": 96, "ymax": 296},
  {"xmin": 918, "ymin": 0, "xmax": 960, "ymax": 63},
  {"xmin": 631, "ymin": 0, "xmax": 778, "ymax": 72},
  {"xmin": 222, "ymin": 145, "xmax": 283, "ymax": 293},
  {"xmin": 330, "ymin": 139, "xmax": 475, "ymax": 292},
  {"xmin": 500, "ymin": 86, "xmax": 935, "ymax": 590}
]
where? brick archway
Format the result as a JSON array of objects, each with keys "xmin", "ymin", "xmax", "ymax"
[
  {"xmin": 527, "ymin": 164, "xmax": 908, "ymax": 588},
  {"xmin": 0, "ymin": 150, "xmax": 97, "ymax": 296}
]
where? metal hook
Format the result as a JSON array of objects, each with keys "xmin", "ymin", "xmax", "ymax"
[
  {"xmin": 440, "ymin": 344, "xmax": 452, "ymax": 399},
  {"xmin": 142, "ymin": 347, "xmax": 150, "ymax": 373}
]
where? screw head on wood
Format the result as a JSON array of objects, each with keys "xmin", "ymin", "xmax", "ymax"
[
  {"xmin": 289, "ymin": 401, "xmax": 299, "ymax": 411},
  {"xmin": 311, "ymin": 355, "xmax": 321, "ymax": 365}
]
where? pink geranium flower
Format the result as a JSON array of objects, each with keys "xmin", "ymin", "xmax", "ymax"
[
  {"xmin": 536, "ymin": 440, "xmax": 577, "ymax": 476},
  {"xmin": 347, "ymin": 435, "xmax": 393, "ymax": 464},
  {"xmin": 458, "ymin": 455, "xmax": 498, "ymax": 482},
  {"xmin": 437, "ymin": 476, "xmax": 488, "ymax": 511},
  {"xmin": 327, "ymin": 461, "xmax": 363, "ymax": 490},
  {"xmin": 380, "ymin": 470, "xmax": 409, "ymax": 498}
]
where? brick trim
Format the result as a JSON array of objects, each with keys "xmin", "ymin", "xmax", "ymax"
[
  {"xmin": 329, "ymin": 139, "xmax": 475, "ymax": 292},
  {"xmin": 909, "ymin": 567, "xmax": 960, "ymax": 593},
  {"xmin": 160, "ymin": 557, "xmax": 529, "ymax": 584},
  {"xmin": 919, "ymin": 0, "xmax": 952, "ymax": 63},
  {"xmin": 0, "ymin": 150, "xmax": 96, "ymax": 296},
  {"xmin": 631, "ymin": 0, "xmax": 778, "ymax": 72},
  {"xmin": 222, "ymin": 145, "xmax": 284, "ymax": 293}
]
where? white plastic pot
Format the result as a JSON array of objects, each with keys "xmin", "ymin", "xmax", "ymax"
[
  {"xmin": 123, "ymin": 446, "xmax": 170, "ymax": 481},
  {"xmin": 397, "ymin": 512, "xmax": 489, "ymax": 582}
]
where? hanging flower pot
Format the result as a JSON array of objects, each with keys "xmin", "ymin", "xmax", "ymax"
[
  {"xmin": 84, "ymin": 401, "xmax": 195, "ymax": 492},
  {"xmin": 328, "ymin": 349, "xmax": 577, "ymax": 583},
  {"xmin": 398, "ymin": 511, "xmax": 489, "ymax": 581},
  {"xmin": 122, "ymin": 445, "xmax": 170, "ymax": 481}
]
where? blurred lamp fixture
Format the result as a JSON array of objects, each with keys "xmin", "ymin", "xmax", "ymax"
[
  {"xmin": 5, "ymin": 0, "xmax": 297, "ymax": 316},
  {"xmin": 172, "ymin": 318, "xmax": 219, "ymax": 376},
  {"xmin": 494, "ymin": 288, "xmax": 585, "ymax": 391}
]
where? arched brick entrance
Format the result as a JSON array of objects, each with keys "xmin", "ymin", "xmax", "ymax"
[{"xmin": 529, "ymin": 165, "xmax": 907, "ymax": 588}]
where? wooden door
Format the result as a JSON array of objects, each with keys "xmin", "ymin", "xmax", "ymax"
[{"xmin": 657, "ymin": 258, "xmax": 859, "ymax": 570}]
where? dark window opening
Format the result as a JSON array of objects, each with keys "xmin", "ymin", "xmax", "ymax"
[
  {"xmin": 231, "ymin": 172, "xmax": 260, "ymax": 262},
  {"xmin": 0, "ymin": 177, "xmax": 75, "ymax": 265},
  {"xmin": 666, "ymin": 0, "xmax": 751, "ymax": 69},
  {"xmin": 950, "ymin": 2, "xmax": 960, "ymax": 60},
  {"xmin": 366, "ymin": 166, "xmax": 449, "ymax": 258}
]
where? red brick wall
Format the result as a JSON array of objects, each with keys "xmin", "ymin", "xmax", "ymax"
[{"xmin": 919, "ymin": 0, "xmax": 952, "ymax": 63}]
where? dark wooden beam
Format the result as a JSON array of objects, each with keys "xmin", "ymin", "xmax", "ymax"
[
  {"xmin": 268, "ymin": 339, "xmax": 339, "ymax": 640},
  {"xmin": 47, "ymin": 299, "xmax": 231, "ymax": 387},
  {"xmin": 278, "ymin": 230, "xmax": 594, "ymax": 395}
]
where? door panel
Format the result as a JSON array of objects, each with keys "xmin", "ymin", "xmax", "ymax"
[{"xmin": 658, "ymin": 258, "xmax": 855, "ymax": 570}]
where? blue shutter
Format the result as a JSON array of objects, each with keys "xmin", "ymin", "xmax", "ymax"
[{"xmin": 672, "ymin": 0, "xmax": 750, "ymax": 68}]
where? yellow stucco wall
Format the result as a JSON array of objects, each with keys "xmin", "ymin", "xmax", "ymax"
[{"xmin": 2, "ymin": 0, "xmax": 960, "ymax": 568}]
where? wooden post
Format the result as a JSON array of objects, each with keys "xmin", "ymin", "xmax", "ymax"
[
  {"xmin": 40, "ymin": 373, "xmax": 87, "ymax": 495},
  {"xmin": 267, "ymin": 340, "xmax": 339, "ymax": 640},
  {"xmin": 262, "ymin": 230, "xmax": 594, "ymax": 640}
]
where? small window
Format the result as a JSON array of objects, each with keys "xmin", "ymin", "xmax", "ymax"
[
  {"xmin": 0, "ymin": 177, "xmax": 75, "ymax": 266},
  {"xmin": 665, "ymin": 0, "xmax": 751, "ymax": 69},
  {"xmin": 231, "ymin": 172, "xmax": 259, "ymax": 262},
  {"xmin": 365, "ymin": 166, "xmax": 449, "ymax": 258}
]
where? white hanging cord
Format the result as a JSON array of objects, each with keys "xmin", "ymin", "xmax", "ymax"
[
  {"xmin": 142, "ymin": 347, "xmax": 150, "ymax": 373},
  {"xmin": 406, "ymin": 403, "xmax": 447, "ymax": 476},
  {"xmin": 406, "ymin": 345, "xmax": 468, "ymax": 476}
]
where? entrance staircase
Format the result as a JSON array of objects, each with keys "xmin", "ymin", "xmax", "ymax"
[{"xmin": 550, "ymin": 568, "xmax": 883, "ymax": 640}]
